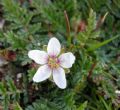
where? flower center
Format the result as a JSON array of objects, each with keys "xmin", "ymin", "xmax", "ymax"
[{"xmin": 48, "ymin": 57, "xmax": 59, "ymax": 69}]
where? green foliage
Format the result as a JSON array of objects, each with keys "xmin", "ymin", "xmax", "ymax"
[
  {"xmin": 88, "ymin": 34, "xmax": 120, "ymax": 51},
  {"xmin": 4, "ymin": 31, "xmax": 27, "ymax": 50},
  {"xmin": 0, "ymin": 82, "xmax": 9, "ymax": 110},
  {"xmin": 14, "ymin": 103, "xmax": 23, "ymax": 110},
  {"xmin": 25, "ymin": 99, "xmax": 59, "ymax": 110},
  {"xmin": 76, "ymin": 9, "xmax": 100, "ymax": 47},
  {"xmin": 1, "ymin": 0, "xmax": 33, "ymax": 28},
  {"xmin": 0, "ymin": 78, "xmax": 20, "ymax": 110},
  {"xmin": 77, "ymin": 101, "xmax": 87, "ymax": 110}
]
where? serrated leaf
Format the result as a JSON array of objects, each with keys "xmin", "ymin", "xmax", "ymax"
[{"xmin": 4, "ymin": 31, "xmax": 27, "ymax": 50}]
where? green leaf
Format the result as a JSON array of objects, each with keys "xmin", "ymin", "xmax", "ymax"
[
  {"xmin": 25, "ymin": 99, "xmax": 58, "ymax": 110},
  {"xmin": 86, "ymin": 9, "xmax": 96, "ymax": 34},
  {"xmin": 14, "ymin": 103, "xmax": 23, "ymax": 110},
  {"xmin": 4, "ymin": 31, "xmax": 27, "ymax": 50},
  {"xmin": 77, "ymin": 101, "xmax": 88, "ymax": 110},
  {"xmin": 99, "ymin": 96, "xmax": 112, "ymax": 110},
  {"xmin": 88, "ymin": 35, "xmax": 120, "ymax": 51},
  {"xmin": 0, "ymin": 82, "xmax": 6, "ymax": 94},
  {"xmin": 7, "ymin": 79, "xmax": 17, "ymax": 92}
]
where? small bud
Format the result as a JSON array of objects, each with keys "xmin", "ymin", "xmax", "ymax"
[
  {"xmin": 65, "ymin": 68, "xmax": 70, "ymax": 74},
  {"xmin": 77, "ymin": 20, "xmax": 86, "ymax": 32},
  {"xmin": 17, "ymin": 73, "xmax": 22, "ymax": 79},
  {"xmin": 37, "ymin": 43, "xmax": 41, "ymax": 46},
  {"xmin": 115, "ymin": 90, "xmax": 120, "ymax": 94},
  {"xmin": 43, "ymin": 45, "xmax": 47, "ymax": 51}
]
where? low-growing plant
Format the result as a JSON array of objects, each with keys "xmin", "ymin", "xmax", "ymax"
[{"xmin": 0, "ymin": 0, "xmax": 120, "ymax": 110}]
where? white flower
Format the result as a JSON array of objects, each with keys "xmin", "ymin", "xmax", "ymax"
[{"xmin": 28, "ymin": 37, "xmax": 75, "ymax": 89}]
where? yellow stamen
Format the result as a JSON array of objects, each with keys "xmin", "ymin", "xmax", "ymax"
[{"xmin": 48, "ymin": 57, "xmax": 59, "ymax": 69}]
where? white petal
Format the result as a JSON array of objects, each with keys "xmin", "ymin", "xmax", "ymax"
[
  {"xmin": 28, "ymin": 50, "xmax": 48, "ymax": 64},
  {"xmin": 59, "ymin": 52, "xmax": 75, "ymax": 68},
  {"xmin": 33, "ymin": 65, "xmax": 51, "ymax": 82},
  {"xmin": 53, "ymin": 67, "xmax": 66, "ymax": 89},
  {"xmin": 47, "ymin": 37, "xmax": 61, "ymax": 56}
]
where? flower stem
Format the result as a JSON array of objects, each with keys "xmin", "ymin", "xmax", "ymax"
[{"xmin": 64, "ymin": 10, "xmax": 71, "ymax": 41}]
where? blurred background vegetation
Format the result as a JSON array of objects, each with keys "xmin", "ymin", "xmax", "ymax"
[{"xmin": 0, "ymin": 0, "xmax": 120, "ymax": 110}]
